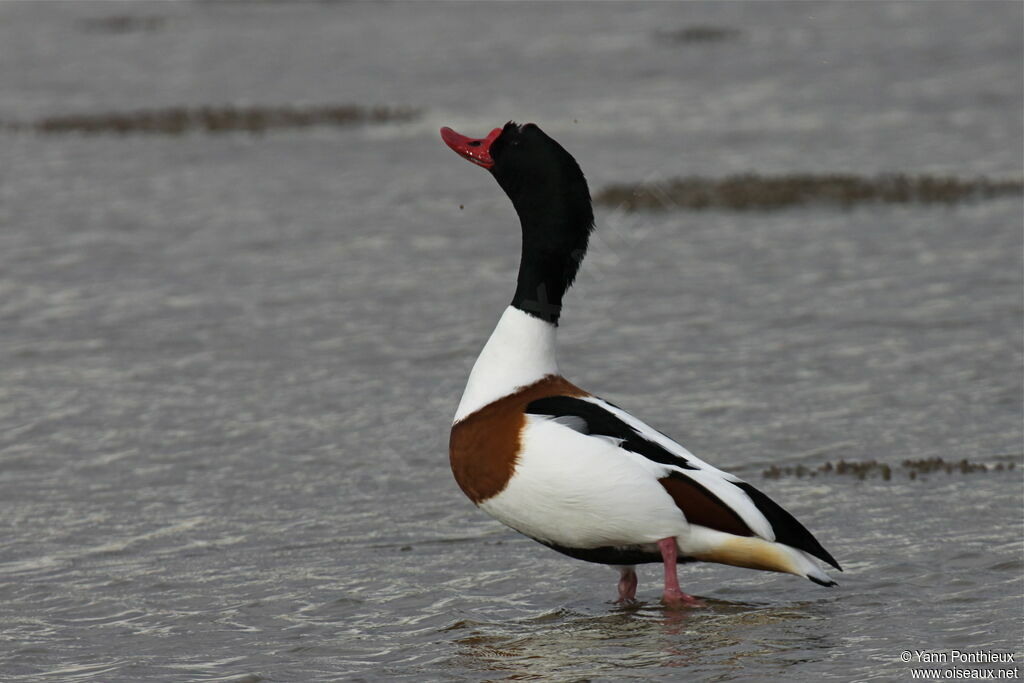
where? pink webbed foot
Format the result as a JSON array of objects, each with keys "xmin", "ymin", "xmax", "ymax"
[
  {"xmin": 615, "ymin": 566, "xmax": 638, "ymax": 604},
  {"xmin": 657, "ymin": 537, "xmax": 705, "ymax": 608},
  {"xmin": 662, "ymin": 587, "xmax": 704, "ymax": 607}
]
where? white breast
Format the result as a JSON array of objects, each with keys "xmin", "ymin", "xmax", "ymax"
[{"xmin": 454, "ymin": 306, "xmax": 559, "ymax": 423}]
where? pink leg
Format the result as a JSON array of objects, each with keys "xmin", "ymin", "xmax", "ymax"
[
  {"xmin": 658, "ymin": 537, "xmax": 703, "ymax": 607},
  {"xmin": 615, "ymin": 566, "xmax": 638, "ymax": 603}
]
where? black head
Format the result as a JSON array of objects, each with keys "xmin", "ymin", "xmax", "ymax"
[
  {"xmin": 440, "ymin": 122, "xmax": 595, "ymax": 324},
  {"xmin": 488, "ymin": 122, "xmax": 594, "ymax": 252}
]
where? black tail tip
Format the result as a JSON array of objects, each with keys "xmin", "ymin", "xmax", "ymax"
[{"xmin": 808, "ymin": 575, "xmax": 838, "ymax": 588}]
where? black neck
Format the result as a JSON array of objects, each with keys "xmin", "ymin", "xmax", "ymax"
[
  {"xmin": 511, "ymin": 247, "xmax": 579, "ymax": 324},
  {"xmin": 508, "ymin": 196, "xmax": 592, "ymax": 325},
  {"xmin": 490, "ymin": 125, "xmax": 594, "ymax": 325}
]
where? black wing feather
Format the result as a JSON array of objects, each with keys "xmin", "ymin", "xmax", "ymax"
[
  {"xmin": 525, "ymin": 395, "xmax": 697, "ymax": 470},
  {"xmin": 733, "ymin": 481, "xmax": 842, "ymax": 571}
]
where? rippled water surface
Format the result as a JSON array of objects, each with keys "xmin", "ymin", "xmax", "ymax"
[{"xmin": 1, "ymin": 2, "xmax": 1022, "ymax": 681}]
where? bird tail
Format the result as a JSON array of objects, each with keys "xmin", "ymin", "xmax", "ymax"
[{"xmin": 684, "ymin": 528, "xmax": 838, "ymax": 586}]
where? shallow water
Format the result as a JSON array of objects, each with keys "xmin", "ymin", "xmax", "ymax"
[{"xmin": 0, "ymin": 2, "xmax": 1021, "ymax": 681}]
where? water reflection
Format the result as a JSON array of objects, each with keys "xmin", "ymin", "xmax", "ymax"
[{"xmin": 445, "ymin": 599, "xmax": 834, "ymax": 679}]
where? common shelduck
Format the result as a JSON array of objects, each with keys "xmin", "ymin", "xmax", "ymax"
[{"xmin": 442, "ymin": 122, "xmax": 841, "ymax": 606}]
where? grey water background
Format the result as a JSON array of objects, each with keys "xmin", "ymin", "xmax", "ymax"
[{"xmin": 1, "ymin": 1, "xmax": 1022, "ymax": 680}]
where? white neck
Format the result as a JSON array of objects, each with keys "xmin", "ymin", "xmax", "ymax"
[{"xmin": 453, "ymin": 306, "xmax": 559, "ymax": 423}]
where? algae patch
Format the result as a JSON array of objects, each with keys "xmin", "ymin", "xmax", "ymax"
[
  {"xmin": 77, "ymin": 15, "xmax": 166, "ymax": 34},
  {"xmin": 763, "ymin": 457, "xmax": 1019, "ymax": 481},
  {"xmin": 10, "ymin": 105, "xmax": 421, "ymax": 135},
  {"xmin": 656, "ymin": 26, "xmax": 742, "ymax": 44},
  {"xmin": 595, "ymin": 174, "xmax": 1023, "ymax": 211}
]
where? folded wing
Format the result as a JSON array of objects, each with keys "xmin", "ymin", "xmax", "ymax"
[{"xmin": 525, "ymin": 394, "xmax": 841, "ymax": 572}]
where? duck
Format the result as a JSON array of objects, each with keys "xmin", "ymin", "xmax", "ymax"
[{"xmin": 441, "ymin": 122, "xmax": 841, "ymax": 606}]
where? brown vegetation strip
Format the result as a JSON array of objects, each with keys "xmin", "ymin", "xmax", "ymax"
[
  {"xmin": 595, "ymin": 174, "xmax": 1024, "ymax": 211},
  {"xmin": 15, "ymin": 105, "xmax": 421, "ymax": 135},
  {"xmin": 77, "ymin": 15, "xmax": 166, "ymax": 33},
  {"xmin": 762, "ymin": 457, "xmax": 1018, "ymax": 481},
  {"xmin": 657, "ymin": 26, "xmax": 742, "ymax": 43}
]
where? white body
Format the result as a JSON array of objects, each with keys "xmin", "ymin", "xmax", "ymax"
[
  {"xmin": 481, "ymin": 415, "xmax": 686, "ymax": 548},
  {"xmin": 455, "ymin": 306, "xmax": 833, "ymax": 584}
]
